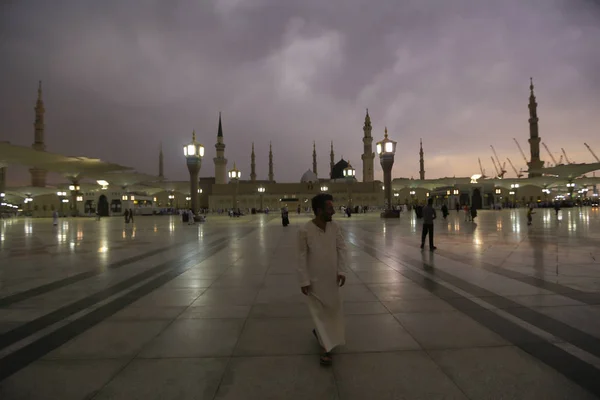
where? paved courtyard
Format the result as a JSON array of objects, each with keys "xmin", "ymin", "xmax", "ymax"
[{"xmin": 0, "ymin": 207, "xmax": 599, "ymax": 399}]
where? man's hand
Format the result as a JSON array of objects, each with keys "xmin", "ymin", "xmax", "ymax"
[
  {"xmin": 301, "ymin": 285, "xmax": 311, "ymax": 295},
  {"xmin": 337, "ymin": 274, "xmax": 346, "ymax": 287}
]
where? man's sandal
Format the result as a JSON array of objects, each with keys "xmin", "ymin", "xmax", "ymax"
[{"xmin": 320, "ymin": 352, "xmax": 333, "ymax": 366}]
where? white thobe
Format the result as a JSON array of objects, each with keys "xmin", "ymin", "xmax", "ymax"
[{"xmin": 297, "ymin": 220, "xmax": 348, "ymax": 352}]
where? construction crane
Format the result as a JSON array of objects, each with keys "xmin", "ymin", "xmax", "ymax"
[
  {"xmin": 490, "ymin": 145, "xmax": 507, "ymax": 178},
  {"xmin": 490, "ymin": 156, "xmax": 501, "ymax": 177},
  {"xmin": 561, "ymin": 148, "xmax": 573, "ymax": 164},
  {"xmin": 542, "ymin": 142, "xmax": 559, "ymax": 166},
  {"xmin": 512, "ymin": 138, "xmax": 529, "ymax": 165},
  {"xmin": 477, "ymin": 158, "xmax": 487, "ymax": 178},
  {"xmin": 500, "ymin": 161, "xmax": 507, "ymax": 178},
  {"xmin": 584, "ymin": 143, "xmax": 600, "ymax": 162},
  {"xmin": 506, "ymin": 158, "xmax": 523, "ymax": 178}
]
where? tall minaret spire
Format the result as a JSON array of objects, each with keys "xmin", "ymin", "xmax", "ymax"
[
  {"xmin": 158, "ymin": 142, "xmax": 164, "ymax": 178},
  {"xmin": 312, "ymin": 141, "xmax": 318, "ymax": 176},
  {"xmin": 213, "ymin": 112, "xmax": 228, "ymax": 184},
  {"xmin": 527, "ymin": 77, "xmax": 544, "ymax": 177},
  {"xmin": 30, "ymin": 80, "xmax": 48, "ymax": 187},
  {"xmin": 419, "ymin": 139, "xmax": 425, "ymax": 180},
  {"xmin": 268, "ymin": 142, "xmax": 274, "ymax": 182},
  {"xmin": 361, "ymin": 108, "xmax": 374, "ymax": 182},
  {"xmin": 330, "ymin": 141, "xmax": 335, "ymax": 179},
  {"xmin": 250, "ymin": 142, "xmax": 257, "ymax": 182}
]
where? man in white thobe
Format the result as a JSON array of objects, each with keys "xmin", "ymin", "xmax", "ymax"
[{"xmin": 297, "ymin": 193, "xmax": 347, "ymax": 365}]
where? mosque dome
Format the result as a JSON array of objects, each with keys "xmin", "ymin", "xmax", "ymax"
[
  {"xmin": 331, "ymin": 159, "xmax": 349, "ymax": 180},
  {"xmin": 300, "ymin": 169, "xmax": 319, "ymax": 183}
]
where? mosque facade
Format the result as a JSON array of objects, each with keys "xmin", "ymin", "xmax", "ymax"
[{"xmin": 1, "ymin": 79, "xmax": 599, "ymax": 218}]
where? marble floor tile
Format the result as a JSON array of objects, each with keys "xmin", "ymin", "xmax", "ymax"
[
  {"xmin": 394, "ymin": 311, "xmax": 509, "ymax": 349},
  {"xmin": 334, "ymin": 351, "xmax": 468, "ymax": 400},
  {"xmin": 178, "ymin": 305, "xmax": 251, "ymax": 319},
  {"xmin": 45, "ymin": 320, "xmax": 170, "ymax": 360},
  {"xmin": 214, "ymin": 356, "xmax": 338, "ymax": 400},
  {"xmin": 0, "ymin": 359, "xmax": 126, "ymax": 400},
  {"xmin": 139, "ymin": 319, "xmax": 244, "ymax": 358},
  {"xmin": 339, "ymin": 314, "xmax": 421, "ymax": 353},
  {"xmin": 190, "ymin": 288, "xmax": 260, "ymax": 306},
  {"xmin": 431, "ymin": 346, "xmax": 599, "ymax": 400},
  {"xmin": 93, "ymin": 358, "xmax": 228, "ymax": 400},
  {"xmin": 234, "ymin": 317, "xmax": 318, "ymax": 356}
]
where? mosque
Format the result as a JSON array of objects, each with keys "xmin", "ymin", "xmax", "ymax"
[{"xmin": 1, "ymin": 80, "xmax": 599, "ymax": 218}]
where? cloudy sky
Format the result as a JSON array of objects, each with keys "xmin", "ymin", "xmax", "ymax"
[{"xmin": 1, "ymin": 0, "xmax": 599, "ymax": 184}]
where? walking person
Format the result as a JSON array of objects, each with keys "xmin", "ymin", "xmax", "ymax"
[
  {"xmin": 124, "ymin": 209, "xmax": 130, "ymax": 224},
  {"xmin": 421, "ymin": 198, "xmax": 437, "ymax": 251},
  {"xmin": 52, "ymin": 210, "xmax": 59, "ymax": 226},
  {"xmin": 441, "ymin": 203, "xmax": 449, "ymax": 219},
  {"xmin": 281, "ymin": 206, "xmax": 290, "ymax": 226},
  {"xmin": 527, "ymin": 206, "xmax": 535, "ymax": 226},
  {"xmin": 470, "ymin": 205, "xmax": 477, "ymax": 222},
  {"xmin": 297, "ymin": 193, "xmax": 347, "ymax": 366}
]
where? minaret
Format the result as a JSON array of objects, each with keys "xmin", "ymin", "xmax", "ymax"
[
  {"xmin": 30, "ymin": 81, "xmax": 48, "ymax": 187},
  {"xmin": 527, "ymin": 78, "xmax": 544, "ymax": 177},
  {"xmin": 361, "ymin": 109, "xmax": 374, "ymax": 182},
  {"xmin": 0, "ymin": 165, "xmax": 5, "ymax": 194},
  {"xmin": 419, "ymin": 139, "xmax": 425, "ymax": 180},
  {"xmin": 330, "ymin": 141, "xmax": 335, "ymax": 179},
  {"xmin": 250, "ymin": 142, "xmax": 257, "ymax": 182},
  {"xmin": 213, "ymin": 112, "xmax": 228, "ymax": 184},
  {"xmin": 312, "ymin": 141, "xmax": 318, "ymax": 176},
  {"xmin": 268, "ymin": 141, "xmax": 274, "ymax": 182},
  {"xmin": 158, "ymin": 142, "xmax": 164, "ymax": 179}
]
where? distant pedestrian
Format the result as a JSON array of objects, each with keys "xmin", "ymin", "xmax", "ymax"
[
  {"xmin": 554, "ymin": 202, "xmax": 561, "ymax": 217},
  {"xmin": 464, "ymin": 205, "xmax": 470, "ymax": 221},
  {"xmin": 441, "ymin": 204, "xmax": 449, "ymax": 219},
  {"xmin": 282, "ymin": 207, "xmax": 289, "ymax": 227},
  {"xmin": 455, "ymin": 203, "xmax": 460, "ymax": 213},
  {"xmin": 52, "ymin": 210, "xmax": 59, "ymax": 226},
  {"xmin": 470, "ymin": 205, "xmax": 477, "ymax": 222},
  {"xmin": 527, "ymin": 206, "xmax": 535, "ymax": 226},
  {"xmin": 124, "ymin": 209, "xmax": 130, "ymax": 224},
  {"xmin": 421, "ymin": 198, "xmax": 437, "ymax": 251},
  {"xmin": 129, "ymin": 209, "xmax": 134, "ymax": 223}
]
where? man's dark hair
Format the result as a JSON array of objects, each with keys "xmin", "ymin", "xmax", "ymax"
[
  {"xmin": 312, "ymin": 193, "xmax": 333, "ymax": 216},
  {"xmin": 428, "ymin": 198, "xmax": 434, "ymax": 205}
]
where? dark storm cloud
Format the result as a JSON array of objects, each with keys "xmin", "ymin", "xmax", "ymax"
[{"xmin": 1, "ymin": 0, "xmax": 599, "ymax": 184}]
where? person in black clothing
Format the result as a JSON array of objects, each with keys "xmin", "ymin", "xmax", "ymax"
[
  {"xmin": 441, "ymin": 203, "xmax": 449, "ymax": 219},
  {"xmin": 282, "ymin": 207, "xmax": 290, "ymax": 226},
  {"xmin": 421, "ymin": 198, "xmax": 437, "ymax": 251}
]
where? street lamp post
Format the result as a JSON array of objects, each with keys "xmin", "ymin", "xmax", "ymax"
[
  {"xmin": 566, "ymin": 182, "xmax": 575, "ymax": 199},
  {"xmin": 511, "ymin": 183, "xmax": 520, "ymax": 206},
  {"xmin": 228, "ymin": 163, "xmax": 241, "ymax": 211},
  {"xmin": 376, "ymin": 127, "xmax": 398, "ymax": 218},
  {"xmin": 542, "ymin": 188, "xmax": 550, "ymax": 203},
  {"xmin": 183, "ymin": 131, "xmax": 205, "ymax": 214},
  {"xmin": 257, "ymin": 186, "xmax": 265, "ymax": 211},
  {"xmin": 68, "ymin": 184, "xmax": 80, "ymax": 216},
  {"xmin": 343, "ymin": 162, "xmax": 356, "ymax": 210},
  {"xmin": 56, "ymin": 191, "xmax": 67, "ymax": 216}
]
